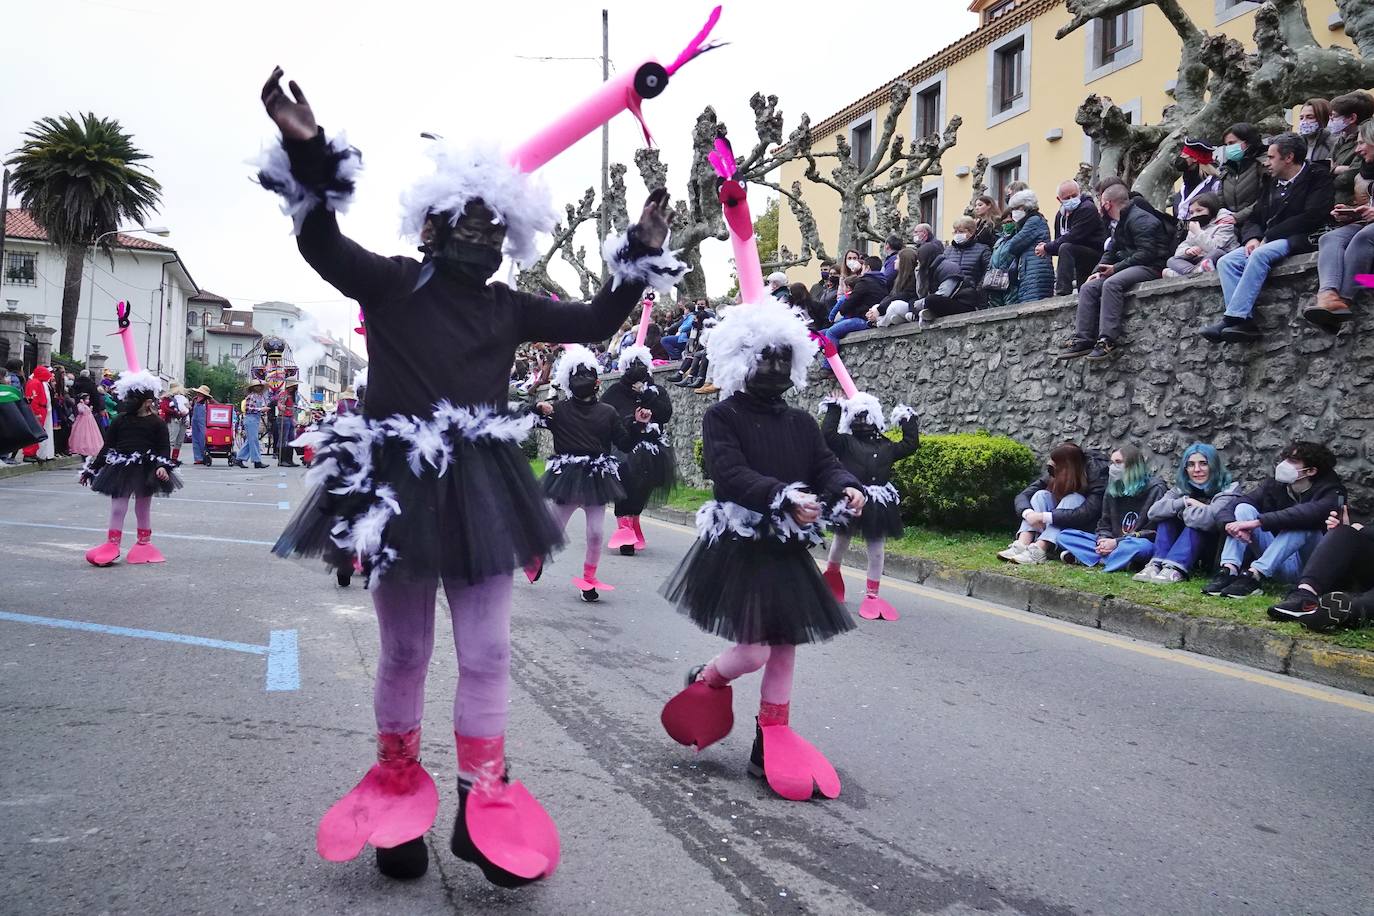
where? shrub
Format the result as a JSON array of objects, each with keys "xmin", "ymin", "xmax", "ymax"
[
  {"xmin": 693, "ymin": 437, "xmax": 708, "ymax": 480},
  {"xmin": 521, "ymin": 433, "xmax": 539, "ymax": 460},
  {"xmin": 890, "ymin": 430, "xmax": 1037, "ymax": 532}
]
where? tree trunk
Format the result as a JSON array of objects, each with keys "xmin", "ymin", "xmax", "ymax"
[{"xmin": 61, "ymin": 247, "xmax": 84, "ymax": 357}]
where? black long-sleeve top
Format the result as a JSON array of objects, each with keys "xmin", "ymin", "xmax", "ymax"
[
  {"xmin": 820, "ymin": 403, "xmax": 919, "ymax": 486},
  {"xmin": 543, "ymin": 398, "xmax": 637, "ymax": 457},
  {"xmin": 704, "ymin": 392, "xmax": 859, "ymax": 513},
  {"xmin": 601, "ymin": 379, "xmax": 673, "ymax": 443},
  {"xmin": 1215, "ymin": 471, "xmax": 1346, "ymax": 532},
  {"xmin": 1014, "ymin": 453, "xmax": 1111, "ymax": 533},
  {"xmin": 86, "ymin": 412, "xmax": 171, "ymax": 474},
  {"xmin": 284, "ymin": 131, "xmax": 650, "ymax": 421}
]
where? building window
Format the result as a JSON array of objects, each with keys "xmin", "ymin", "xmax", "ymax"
[
  {"xmin": 992, "ymin": 157, "xmax": 1023, "ymax": 204},
  {"xmin": 982, "ymin": 0, "xmax": 1016, "ymax": 24},
  {"xmin": 4, "ymin": 251, "xmax": 37, "ymax": 287},
  {"xmin": 191, "ymin": 342, "xmax": 206, "ymax": 360},
  {"xmin": 994, "ymin": 40, "xmax": 1024, "ymax": 114},
  {"xmin": 916, "ymin": 85, "xmax": 941, "ymax": 139},
  {"xmin": 851, "ymin": 121, "xmax": 873, "ymax": 166},
  {"xmin": 281, "ymin": 318, "xmax": 290, "ymax": 328},
  {"xmin": 1086, "ymin": 9, "xmax": 1144, "ymax": 82},
  {"xmin": 231, "ymin": 343, "xmax": 244, "ymax": 357},
  {"xmin": 1215, "ymin": 0, "xmax": 1259, "ymax": 26},
  {"xmin": 919, "ymin": 190, "xmax": 939, "ymax": 227},
  {"xmin": 187, "ymin": 310, "xmax": 198, "ymax": 327},
  {"xmin": 1096, "ymin": 13, "xmax": 1132, "ymax": 66}
]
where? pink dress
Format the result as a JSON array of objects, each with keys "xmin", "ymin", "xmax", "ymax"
[{"xmin": 69, "ymin": 402, "xmax": 105, "ymax": 457}]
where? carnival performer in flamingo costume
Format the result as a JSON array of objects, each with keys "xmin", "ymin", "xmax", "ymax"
[{"xmin": 257, "ymin": 7, "xmax": 717, "ymax": 886}]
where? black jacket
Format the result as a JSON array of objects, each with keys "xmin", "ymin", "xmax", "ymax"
[
  {"xmin": 821, "ymin": 403, "xmax": 919, "ymax": 486},
  {"xmin": 601, "ymin": 379, "xmax": 672, "ymax": 447},
  {"xmin": 1103, "ymin": 201, "xmax": 1172, "ymax": 273},
  {"xmin": 1046, "ymin": 197, "xmax": 1108, "ymax": 255},
  {"xmin": 944, "ymin": 238, "xmax": 992, "ymax": 292},
  {"xmin": 1095, "ymin": 476, "xmax": 1167, "ymax": 540},
  {"xmin": 543, "ymin": 397, "xmax": 637, "ymax": 457},
  {"xmin": 1014, "ymin": 452, "xmax": 1111, "ymax": 534},
  {"xmin": 1241, "ymin": 164, "xmax": 1336, "ymax": 255},
  {"xmin": 1216, "ymin": 470, "xmax": 1346, "ymax": 532},
  {"xmin": 876, "ymin": 278, "xmax": 919, "ymax": 316},
  {"xmin": 839, "ymin": 273, "xmax": 890, "ymax": 320}
]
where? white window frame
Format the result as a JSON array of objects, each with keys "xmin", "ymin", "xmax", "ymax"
[
  {"xmin": 911, "ymin": 70, "xmax": 948, "ymax": 141},
  {"xmin": 1085, "ymin": 9, "xmax": 1144, "ymax": 83},
  {"xmin": 987, "ymin": 144, "xmax": 1031, "ymax": 204},
  {"xmin": 914, "ymin": 177, "xmax": 944, "ymax": 239},
  {"xmin": 1082, "ymin": 98, "xmax": 1142, "ymax": 167},
  {"xmin": 1215, "ymin": 0, "xmax": 1260, "ymax": 27},
  {"xmin": 986, "ymin": 22, "xmax": 1032, "ymax": 128},
  {"xmin": 846, "ymin": 113, "xmax": 876, "ymax": 170}
]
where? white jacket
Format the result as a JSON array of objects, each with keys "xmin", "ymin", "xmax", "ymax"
[{"xmin": 1175, "ymin": 208, "xmax": 1237, "ymax": 258}]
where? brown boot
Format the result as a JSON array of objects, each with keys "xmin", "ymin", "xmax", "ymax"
[
  {"xmin": 1316, "ymin": 289, "xmax": 1351, "ymax": 313},
  {"xmin": 1303, "ymin": 289, "xmax": 1354, "ymax": 334}
]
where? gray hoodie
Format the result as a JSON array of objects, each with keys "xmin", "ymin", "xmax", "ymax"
[{"xmin": 1147, "ymin": 481, "xmax": 1242, "ymax": 531}]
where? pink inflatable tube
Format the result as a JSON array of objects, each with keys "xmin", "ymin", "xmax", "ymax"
[
  {"xmin": 709, "ymin": 137, "xmax": 767, "ymax": 305},
  {"xmin": 809, "ymin": 332, "xmax": 859, "ymax": 398},
  {"xmin": 635, "ymin": 298, "xmax": 654, "ymax": 347},
  {"xmin": 109, "ymin": 300, "xmax": 142, "ymax": 373},
  {"xmin": 507, "ymin": 6, "xmax": 723, "ymax": 174}
]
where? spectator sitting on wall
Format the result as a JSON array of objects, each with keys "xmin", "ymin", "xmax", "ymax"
[
  {"xmin": 791, "ymin": 282, "xmax": 829, "ymax": 332},
  {"xmin": 1055, "ymin": 444, "xmax": 1167, "ymax": 571},
  {"xmin": 869, "ymin": 247, "xmax": 919, "ymax": 326},
  {"xmin": 880, "ymin": 234, "xmax": 904, "ymax": 282},
  {"xmin": 1170, "ymin": 140, "xmax": 1223, "ymax": 218},
  {"xmin": 1328, "ymin": 90, "xmax": 1374, "ymax": 205},
  {"xmin": 1216, "ymin": 122, "xmax": 1266, "ymax": 229},
  {"xmin": 1297, "ymin": 98, "xmax": 1336, "ymax": 165},
  {"xmin": 1059, "ymin": 183, "xmax": 1171, "ymax": 362},
  {"xmin": 1163, "ymin": 192, "xmax": 1237, "ymax": 277},
  {"xmin": 1267, "ymin": 506, "xmax": 1374, "ymax": 632},
  {"xmin": 971, "ymin": 195, "xmax": 1002, "ymax": 247},
  {"xmin": 825, "ymin": 255, "xmax": 888, "ymax": 346},
  {"xmin": 990, "ymin": 189, "xmax": 1054, "ymax": 306},
  {"xmin": 914, "ymin": 241, "xmax": 979, "ymax": 324},
  {"xmin": 999, "ymin": 442, "xmax": 1108, "ymax": 566},
  {"xmin": 1305, "ymin": 118, "xmax": 1374, "ymax": 332},
  {"xmin": 945, "ymin": 215, "xmax": 993, "ymax": 307},
  {"xmin": 809, "ymin": 261, "xmax": 835, "ymax": 301},
  {"xmin": 1039, "ymin": 179, "xmax": 1108, "ymax": 296},
  {"xmin": 1201, "ymin": 132, "xmax": 1335, "ymax": 344},
  {"xmin": 1207, "ymin": 441, "xmax": 1345, "ymax": 598},
  {"xmin": 814, "ymin": 272, "xmax": 839, "ymax": 327},
  {"xmin": 1137, "ymin": 442, "xmax": 1241, "ymax": 583},
  {"xmin": 767, "ymin": 272, "xmax": 792, "ymax": 303}
]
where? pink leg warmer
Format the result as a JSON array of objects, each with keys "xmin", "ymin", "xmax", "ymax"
[
  {"xmin": 134, "ymin": 494, "xmax": 152, "ymax": 530},
  {"xmin": 109, "ymin": 496, "xmax": 130, "ymax": 530}
]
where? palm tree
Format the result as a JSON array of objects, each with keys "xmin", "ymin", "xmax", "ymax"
[{"xmin": 6, "ymin": 113, "xmax": 162, "ymax": 355}]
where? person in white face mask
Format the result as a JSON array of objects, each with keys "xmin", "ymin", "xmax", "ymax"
[
  {"xmin": 1205, "ymin": 441, "xmax": 1347, "ymax": 599},
  {"xmin": 1296, "ymin": 98, "xmax": 1335, "ymax": 164}
]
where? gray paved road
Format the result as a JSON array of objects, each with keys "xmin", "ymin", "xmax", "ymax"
[{"xmin": 2, "ymin": 462, "xmax": 1372, "ymax": 916}]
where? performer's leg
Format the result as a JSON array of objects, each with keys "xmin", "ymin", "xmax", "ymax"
[
  {"xmin": 87, "ymin": 496, "xmax": 127, "ymax": 566},
  {"xmin": 127, "ymin": 493, "xmax": 166, "ymax": 564},
  {"xmin": 858, "ymin": 538, "xmax": 898, "ymax": 620},
  {"xmin": 372, "ymin": 577, "xmax": 438, "ymax": 733},
  {"xmin": 865, "ymin": 537, "xmax": 885, "ymax": 593},
  {"xmin": 109, "ymin": 495, "xmax": 131, "ymax": 531},
  {"xmin": 549, "ymin": 500, "xmax": 577, "ymax": 534},
  {"xmin": 822, "ymin": 533, "xmax": 848, "ymax": 600},
  {"xmin": 701, "ymin": 643, "xmax": 772, "ymax": 684},
  {"xmin": 750, "ymin": 643, "xmax": 840, "ymax": 800},
  {"xmin": 758, "ymin": 644, "xmax": 796, "ymax": 708},
  {"xmin": 583, "ymin": 503, "xmax": 606, "ymax": 567},
  {"xmin": 443, "ymin": 574, "xmax": 512, "ymax": 738}
]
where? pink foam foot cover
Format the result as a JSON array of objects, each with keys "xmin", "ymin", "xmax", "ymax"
[
  {"xmin": 85, "ymin": 539, "xmax": 121, "ymax": 567},
  {"xmin": 317, "ymin": 759, "xmax": 439, "ymax": 860},
  {"xmin": 572, "ymin": 575, "xmax": 615, "ymax": 592},
  {"xmin": 524, "ymin": 557, "xmax": 543, "ymax": 584},
  {"xmin": 466, "ymin": 781, "xmax": 561, "ymax": 880},
  {"xmin": 822, "ymin": 567, "xmax": 845, "ymax": 602},
  {"xmin": 661, "ymin": 681, "xmax": 733, "ymax": 750},
  {"xmin": 760, "ymin": 725, "xmax": 842, "ymax": 801},
  {"xmin": 631, "ymin": 517, "xmax": 646, "ymax": 550},
  {"xmin": 859, "ymin": 595, "xmax": 899, "ymax": 621},
  {"xmin": 126, "ymin": 543, "xmax": 165, "ymax": 564},
  {"xmin": 607, "ymin": 519, "xmax": 637, "ymax": 549}
]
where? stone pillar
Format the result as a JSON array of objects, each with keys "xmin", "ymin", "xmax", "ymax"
[
  {"xmin": 86, "ymin": 347, "xmax": 109, "ymax": 376},
  {"xmin": 0, "ymin": 311, "xmax": 25, "ymax": 366},
  {"xmin": 27, "ymin": 319, "xmax": 56, "ymax": 366}
]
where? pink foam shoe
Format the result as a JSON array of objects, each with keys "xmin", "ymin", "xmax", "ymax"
[
  {"xmin": 661, "ymin": 678, "xmax": 734, "ymax": 751},
  {"xmin": 749, "ymin": 717, "xmax": 841, "ymax": 801},
  {"xmin": 524, "ymin": 556, "xmax": 543, "ymax": 584},
  {"xmin": 822, "ymin": 566, "xmax": 845, "ymax": 602},
  {"xmin": 571, "ymin": 565, "xmax": 615, "ymax": 593},
  {"xmin": 451, "ymin": 734, "xmax": 559, "ymax": 885},
  {"xmin": 126, "ymin": 528, "xmax": 165, "ymax": 564},
  {"xmin": 317, "ymin": 730, "xmax": 439, "ymax": 862},
  {"xmin": 85, "ymin": 529, "xmax": 122, "ymax": 567},
  {"xmin": 607, "ymin": 517, "xmax": 637, "ymax": 552},
  {"xmin": 859, "ymin": 595, "xmax": 899, "ymax": 620},
  {"xmin": 630, "ymin": 516, "xmax": 646, "ymax": 550}
]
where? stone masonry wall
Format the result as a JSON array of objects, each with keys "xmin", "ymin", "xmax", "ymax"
[{"xmin": 620, "ymin": 255, "xmax": 1372, "ymax": 515}]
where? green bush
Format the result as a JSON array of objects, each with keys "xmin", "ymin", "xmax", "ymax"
[
  {"xmin": 693, "ymin": 437, "xmax": 708, "ymax": 480},
  {"xmin": 521, "ymin": 433, "xmax": 539, "ymax": 460},
  {"xmin": 890, "ymin": 431, "xmax": 1037, "ymax": 532}
]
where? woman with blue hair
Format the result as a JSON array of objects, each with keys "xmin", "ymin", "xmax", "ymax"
[
  {"xmin": 1056, "ymin": 444, "xmax": 1166, "ymax": 571},
  {"xmin": 1136, "ymin": 443, "xmax": 1242, "ymax": 583}
]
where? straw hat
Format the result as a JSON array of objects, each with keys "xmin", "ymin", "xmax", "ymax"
[
  {"xmin": 246, "ymin": 380, "xmax": 268, "ymax": 391},
  {"xmin": 194, "ymin": 385, "xmax": 212, "ymax": 397},
  {"xmin": 338, "ymin": 387, "xmax": 356, "ymax": 399}
]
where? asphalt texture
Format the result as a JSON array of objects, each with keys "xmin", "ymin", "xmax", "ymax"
[{"xmin": 2, "ymin": 460, "xmax": 1373, "ymax": 916}]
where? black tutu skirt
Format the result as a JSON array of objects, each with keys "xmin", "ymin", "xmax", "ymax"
[
  {"xmin": 88, "ymin": 452, "xmax": 181, "ymax": 498},
  {"xmin": 274, "ymin": 417, "xmax": 563, "ymax": 586},
  {"xmin": 834, "ymin": 484, "xmax": 904, "ymax": 541},
  {"xmin": 660, "ymin": 533, "xmax": 856, "ymax": 646},
  {"xmin": 541, "ymin": 454, "xmax": 627, "ymax": 507},
  {"xmin": 615, "ymin": 439, "xmax": 677, "ymax": 515}
]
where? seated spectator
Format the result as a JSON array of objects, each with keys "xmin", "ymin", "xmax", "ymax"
[
  {"xmin": 1267, "ymin": 507, "xmax": 1374, "ymax": 632},
  {"xmin": 1057, "ymin": 444, "xmax": 1167, "ymax": 571},
  {"xmin": 970, "ymin": 195, "xmax": 1002, "ymax": 247},
  {"xmin": 1170, "ymin": 140, "xmax": 1222, "ymax": 218},
  {"xmin": 645, "ymin": 319, "xmax": 671, "ymax": 361},
  {"xmin": 999, "ymin": 442, "xmax": 1108, "ymax": 565},
  {"xmin": 1039, "ymin": 179, "xmax": 1108, "ymax": 296},
  {"xmin": 1297, "ymin": 98, "xmax": 1335, "ymax": 164},
  {"xmin": 1137, "ymin": 443, "xmax": 1241, "ymax": 582},
  {"xmin": 910, "ymin": 223, "xmax": 940, "ymax": 248},
  {"xmin": 808, "ymin": 261, "xmax": 835, "ymax": 301},
  {"xmin": 1216, "ymin": 122, "xmax": 1266, "ymax": 229},
  {"xmin": 1002, "ymin": 180, "xmax": 1030, "ymax": 208},
  {"xmin": 1328, "ymin": 91, "xmax": 1374, "ymax": 206},
  {"xmin": 915, "ymin": 241, "xmax": 978, "ymax": 323},
  {"xmin": 1163, "ymin": 192, "xmax": 1236, "ymax": 277},
  {"xmin": 832, "ymin": 248, "xmax": 863, "ymax": 322},
  {"xmin": 1305, "ymin": 118, "xmax": 1374, "ymax": 331},
  {"xmin": 990, "ymin": 189, "xmax": 1054, "ymax": 306},
  {"xmin": 945, "ymin": 216, "xmax": 992, "ymax": 306},
  {"xmin": 869, "ymin": 247, "xmax": 919, "ymax": 326},
  {"xmin": 814, "ymin": 273, "xmax": 838, "ymax": 328},
  {"xmin": 1060, "ymin": 183, "xmax": 1171, "ymax": 361},
  {"xmin": 1201, "ymin": 132, "xmax": 1334, "ymax": 344},
  {"xmin": 880, "ymin": 234, "xmax": 904, "ymax": 282},
  {"xmin": 1206, "ymin": 441, "xmax": 1345, "ymax": 598},
  {"xmin": 767, "ymin": 272, "xmax": 791, "ymax": 303},
  {"xmin": 790, "ymin": 282, "xmax": 829, "ymax": 331},
  {"xmin": 825, "ymin": 255, "xmax": 888, "ymax": 346}
]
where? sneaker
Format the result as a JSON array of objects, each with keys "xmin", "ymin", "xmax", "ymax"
[
  {"xmin": 1154, "ymin": 565, "xmax": 1185, "ymax": 583},
  {"xmin": 1161, "ymin": 268, "xmax": 1180, "ymax": 279},
  {"xmin": 1012, "ymin": 543, "xmax": 1048, "ymax": 565},
  {"xmin": 1132, "ymin": 561, "xmax": 1163, "ymax": 582},
  {"xmin": 1060, "ymin": 550, "xmax": 1079, "ymax": 566},
  {"xmin": 1058, "ymin": 337, "xmax": 1095, "ymax": 359},
  {"xmin": 1302, "ymin": 591, "xmax": 1366, "ymax": 633},
  {"xmin": 1085, "ymin": 337, "xmax": 1119, "ymax": 362},
  {"xmin": 997, "ymin": 541, "xmax": 1027, "ymax": 562},
  {"xmin": 1219, "ymin": 572, "xmax": 1263, "ymax": 598},
  {"xmin": 917, "ymin": 309, "xmax": 934, "ymax": 324},
  {"xmin": 1219, "ymin": 317, "xmax": 1262, "ymax": 343},
  {"xmin": 1200, "ymin": 316, "xmax": 1244, "ymax": 343},
  {"xmin": 1267, "ymin": 588, "xmax": 1319, "ymax": 623},
  {"xmin": 580, "ymin": 588, "xmax": 599, "ymax": 602},
  {"xmin": 1201, "ymin": 569, "xmax": 1238, "ymax": 596}
]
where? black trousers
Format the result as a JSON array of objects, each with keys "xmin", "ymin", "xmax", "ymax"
[
  {"xmin": 1299, "ymin": 525, "xmax": 1374, "ymax": 595},
  {"xmin": 1054, "ymin": 243, "xmax": 1100, "ymax": 296}
]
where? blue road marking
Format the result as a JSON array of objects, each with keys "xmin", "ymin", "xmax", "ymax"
[
  {"xmin": 0, "ymin": 610, "xmax": 299, "ymax": 692},
  {"xmin": 278, "ymin": 501, "xmax": 291, "ymax": 510},
  {"xmin": 0, "ymin": 520, "xmax": 275, "ymax": 546},
  {"xmin": 276, "ymin": 483, "xmax": 288, "ymax": 489}
]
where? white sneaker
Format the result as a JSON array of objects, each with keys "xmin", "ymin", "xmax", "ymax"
[
  {"xmin": 1132, "ymin": 561, "xmax": 1162, "ymax": 582},
  {"xmin": 1154, "ymin": 564, "xmax": 1185, "ymax": 583},
  {"xmin": 1013, "ymin": 543, "xmax": 1048, "ymax": 565},
  {"xmin": 998, "ymin": 541, "xmax": 1027, "ymax": 562},
  {"xmin": 1162, "ymin": 268, "xmax": 1180, "ymax": 279}
]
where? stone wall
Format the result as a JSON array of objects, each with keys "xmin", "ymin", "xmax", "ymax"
[{"xmin": 615, "ymin": 254, "xmax": 1372, "ymax": 514}]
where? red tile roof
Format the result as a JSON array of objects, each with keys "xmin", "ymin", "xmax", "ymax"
[
  {"xmin": 5, "ymin": 208, "xmax": 175, "ymax": 252},
  {"xmin": 189, "ymin": 289, "xmax": 231, "ymax": 305}
]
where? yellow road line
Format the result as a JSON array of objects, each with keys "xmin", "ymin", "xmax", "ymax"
[{"xmin": 640, "ymin": 514, "xmax": 1374, "ymax": 716}]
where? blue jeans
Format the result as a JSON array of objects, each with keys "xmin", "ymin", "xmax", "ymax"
[
  {"xmin": 1219, "ymin": 239, "xmax": 1291, "ymax": 319},
  {"xmin": 661, "ymin": 334, "xmax": 687, "ymax": 360},
  {"xmin": 237, "ymin": 412, "xmax": 262, "ymax": 463},
  {"xmin": 1154, "ymin": 518, "xmax": 1210, "ymax": 572},
  {"xmin": 191, "ymin": 409, "xmax": 206, "ymax": 462},
  {"xmin": 825, "ymin": 317, "xmax": 869, "ymax": 346},
  {"xmin": 1057, "ymin": 529, "xmax": 1155, "ymax": 571},
  {"xmin": 1220, "ymin": 502, "xmax": 1323, "ymax": 583},
  {"xmin": 1018, "ymin": 490, "xmax": 1086, "ymax": 546}
]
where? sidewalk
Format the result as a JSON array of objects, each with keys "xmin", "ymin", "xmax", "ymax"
[
  {"xmin": 643, "ymin": 505, "xmax": 1374, "ymax": 698},
  {"xmin": 0, "ymin": 455, "xmax": 84, "ymax": 481}
]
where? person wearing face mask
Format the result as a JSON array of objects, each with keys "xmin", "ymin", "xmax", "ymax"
[
  {"xmin": 1038, "ymin": 180, "xmax": 1107, "ymax": 296},
  {"xmin": 808, "ymin": 261, "xmax": 835, "ymax": 302},
  {"xmin": 825, "ymin": 254, "xmax": 889, "ymax": 345},
  {"xmin": 1327, "ymin": 91, "xmax": 1374, "ymax": 206},
  {"xmin": 943, "ymin": 216, "xmax": 993, "ymax": 306},
  {"xmin": 659, "ymin": 301, "xmax": 865, "ymax": 801},
  {"xmin": 1055, "ymin": 444, "xmax": 1166, "ymax": 572},
  {"xmin": 989, "ymin": 189, "xmax": 1054, "ymax": 306},
  {"xmin": 1207, "ymin": 441, "xmax": 1346, "ymax": 598},
  {"xmin": 1215, "ymin": 122, "xmax": 1266, "ymax": 229},
  {"xmin": 1137, "ymin": 443, "xmax": 1241, "ymax": 583},
  {"xmin": 1169, "ymin": 140, "xmax": 1223, "ymax": 218},
  {"xmin": 257, "ymin": 69, "xmax": 684, "ymax": 883},
  {"xmin": 999, "ymin": 442, "xmax": 1108, "ymax": 565},
  {"xmin": 1307, "ymin": 118, "xmax": 1374, "ymax": 331},
  {"xmin": 1296, "ymin": 98, "xmax": 1335, "ymax": 165},
  {"xmin": 1162, "ymin": 192, "xmax": 1236, "ymax": 277},
  {"xmin": 601, "ymin": 344, "xmax": 675, "ymax": 556},
  {"xmin": 818, "ymin": 393, "xmax": 919, "ymax": 620},
  {"xmin": 535, "ymin": 346, "xmax": 645, "ymax": 600}
]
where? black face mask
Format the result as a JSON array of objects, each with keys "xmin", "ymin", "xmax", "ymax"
[
  {"xmin": 1193, "ymin": 212, "xmax": 1215, "ymax": 228},
  {"xmin": 569, "ymin": 370, "xmax": 598, "ymax": 400},
  {"xmin": 850, "ymin": 419, "xmax": 880, "ymax": 440},
  {"xmin": 744, "ymin": 346, "xmax": 794, "ymax": 400},
  {"xmin": 429, "ymin": 236, "xmax": 503, "ymax": 285},
  {"xmin": 623, "ymin": 363, "xmax": 651, "ymax": 386}
]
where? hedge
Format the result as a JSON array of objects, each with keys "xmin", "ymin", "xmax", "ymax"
[{"xmin": 890, "ymin": 430, "xmax": 1037, "ymax": 532}]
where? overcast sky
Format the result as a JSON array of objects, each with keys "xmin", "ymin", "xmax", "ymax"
[{"xmin": 3, "ymin": 0, "xmax": 978, "ymax": 342}]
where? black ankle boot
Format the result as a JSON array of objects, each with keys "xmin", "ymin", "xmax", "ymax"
[
  {"xmin": 374, "ymin": 836, "xmax": 428, "ymax": 880},
  {"xmin": 450, "ymin": 778, "xmax": 537, "ymax": 888},
  {"xmin": 747, "ymin": 721, "xmax": 764, "ymax": 779}
]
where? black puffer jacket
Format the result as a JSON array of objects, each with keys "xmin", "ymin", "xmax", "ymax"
[
  {"xmin": 1216, "ymin": 470, "xmax": 1346, "ymax": 531},
  {"xmin": 944, "ymin": 237, "xmax": 992, "ymax": 290},
  {"xmin": 1014, "ymin": 451, "xmax": 1111, "ymax": 534},
  {"xmin": 1103, "ymin": 201, "xmax": 1172, "ymax": 273},
  {"xmin": 820, "ymin": 403, "xmax": 919, "ymax": 486}
]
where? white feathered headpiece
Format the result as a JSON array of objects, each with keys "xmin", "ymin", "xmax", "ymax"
[
  {"xmin": 399, "ymin": 141, "xmax": 559, "ymax": 268},
  {"xmin": 620, "ymin": 344, "xmax": 653, "ymax": 370},
  {"xmin": 706, "ymin": 301, "xmax": 816, "ymax": 399},
  {"xmin": 833, "ymin": 393, "xmax": 915, "ymax": 434},
  {"xmin": 553, "ymin": 344, "xmax": 602, "ymax": 394},
  {"xmin": 114, "ymin": 370, "xmax": 163, "ymax": 401}
]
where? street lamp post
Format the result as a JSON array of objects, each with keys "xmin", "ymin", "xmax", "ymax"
[{"xmin": 82, "ymin": 225, "xmax": 169, "ymax": 368}]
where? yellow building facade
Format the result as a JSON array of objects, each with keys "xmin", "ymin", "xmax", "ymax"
[{"xmin": 778, "ymin": 0, "xmax": 1356, "ymax": 263}]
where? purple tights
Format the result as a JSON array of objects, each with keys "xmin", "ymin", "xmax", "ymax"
[
  {"xmin": 550, "ymin": 501, "xmax": 606, "ymax": 567},
  {"xmin": 109, "ymin": 495, "xmax": 152, "ymax": 531},
  {"xmin": 370, "ymin": 573, "xmax": 513, "ymax": 738},
  {"xmin": 828, "ymin": 533, "xmax": 885, "ymax": 580},
  {"xmin": 706, "ymin": 643, "xmax": 796, "ymax": 705}
]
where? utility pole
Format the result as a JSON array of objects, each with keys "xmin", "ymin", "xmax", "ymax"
[
  {"xmin": 0, "ymin": 169, "xmax": 10, "ymax": 293},
  {"xmin": 599, "ymin": 8, "xmax": 610, "ymax": 280}
]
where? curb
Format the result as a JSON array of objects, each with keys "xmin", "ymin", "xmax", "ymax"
[
  {"xmin": 641, "ymin": 507, "xmax": 1374, "ymax": 698},
  {"xmin": 0, "ymin": 456, "xmax": 84, "ymax": 480}
]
